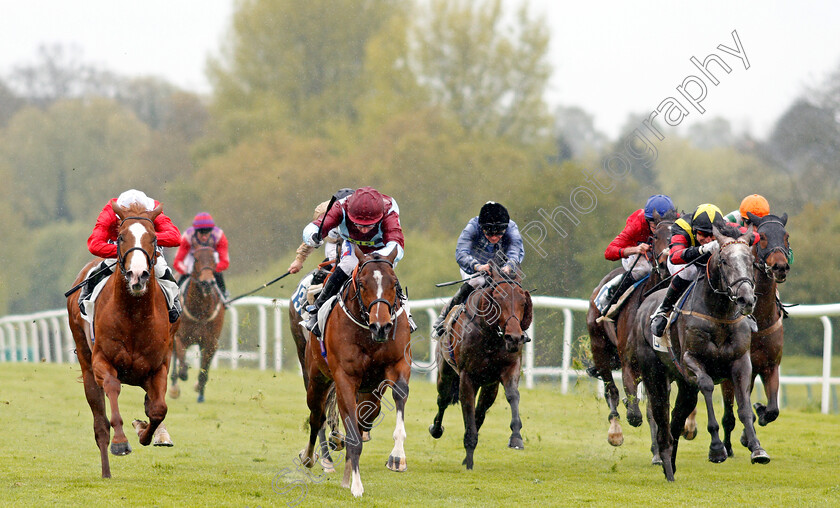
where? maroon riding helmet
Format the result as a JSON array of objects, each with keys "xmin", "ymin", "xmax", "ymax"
[{"xmin": 347, "ymin": 187, "xmax": 385, "ymax": 226}]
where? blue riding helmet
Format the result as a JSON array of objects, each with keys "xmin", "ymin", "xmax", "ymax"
[{"xmin": 644, "ymin": 194, "xmax": 676, "ymax": 220}]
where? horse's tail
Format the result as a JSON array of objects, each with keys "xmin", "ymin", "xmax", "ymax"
[
  {"xmin": 445, "ymin": 370, "xmax": 460, "ymax": 406},
  {"xmin": 326, "ymin": 382, "xmax": 339, "ymax": 435}
]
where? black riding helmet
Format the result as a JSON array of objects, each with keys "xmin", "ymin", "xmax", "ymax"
[
  {"xmin": 478, "ymin": 201, "xmax": 510, "ymax": 235},
  {"xmin": 691, "ymin": 203, "xmax": 724, "ymax": 234}
]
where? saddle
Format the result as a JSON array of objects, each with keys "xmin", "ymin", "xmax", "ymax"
[{"xmin": 595, "ymin": 274, "xmax": 649, "ymax": 324}]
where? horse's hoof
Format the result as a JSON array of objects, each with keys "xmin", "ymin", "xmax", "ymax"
[
  {"xmin": 361, "ymin": 431, "xmax": 371, "ymax": 442},
  {"xmin": 429, "ymin": 424, "xmax": 443, "ymax": 439},
  {"xmin": 751, "ymin": 448, "xmax": 771, "ymax": 464},
  {"xmin": 197, "ymin": 394, "xmax": 205, "ymax": 403},
  {"xmin": 386, "ymin": 455, "xmax": 407, "ymax": 472},
  {"xmin": 320, "ymin": 458, "xmax": 336, "ymax": 473},
  {"xmin": 607, "ymin": 434, "xmax": 624, "ymax": 447},
  {"xmin": 627, "ymin": 410, "xmax": 643, "ymax": 428},
  {"xmin": 132, "ymin": 419, "xmax": 149, "ymax": 434},
  {"xmin": 508, "ymin": 437, "xmax": 524, "ymax": 450},
  {"xmin": 725, "ymin": 444, "xmax": 734, "ymax": 458},
  {"xmin": 708, "ymin": 447, "xmax": 728, "ymax": 464},
  {"xmin": 682, "ymin": 426, "xmax": 698, "ymax": 441},
  {"xmin": 462, "ymin": 457, "xmax": 474, "ymax": 470},
  {"xmin": 110, "ymin": 441, "xmax": 132, "ymax": 456},
  {"xmin": 651, "ymin": 455, "xmax": 663, "ymax": 466},
  {"xmin": 168, "ymin": 385, "xmax": 181, "ymax": 399},
  {"xmin": 178, "ymin": 369, "xmax": 188, "ymax": 381},
  {"xmin": 153, "ymin": 424, "xmax": 174, "ymax": 447}
]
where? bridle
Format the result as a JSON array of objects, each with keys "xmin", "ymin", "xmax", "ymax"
[
  {"xmin": 337, "ymin": 257, "xmax": 403, "ymax": 341},
  {"xmin": 481, "ymin": 277, "xmax": 529, "ymax": 342},
  {"xmin": 648, "ymin": 219, "xmax": 675, "ymax": 280},
  {"xmin": 707, "ymin": 239, "xmax": 755, "ymax": 302},
  {"xmin": 752, "ymin": 218, "xmax": 789, "ymax": 279},
  {"xmin": 116, "ymin": 216, "xmax": 157, "ymax": 276}
]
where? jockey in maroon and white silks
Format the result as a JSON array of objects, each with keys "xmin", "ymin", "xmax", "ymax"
[{"xmin": 301, "ymin": 186, "xmax": 410, "ymax": 336}]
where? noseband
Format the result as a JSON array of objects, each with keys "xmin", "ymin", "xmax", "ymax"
[
  {"xmin": 116, "ymin": 216, "xmax": 157, "ymax": 276},
  {"xmin": 708, "ymin": 239, "xmax": 755, "ymax": 302}
]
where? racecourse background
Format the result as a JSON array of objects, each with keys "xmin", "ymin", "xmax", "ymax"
[{"xmin": 2, "ymin": 296, "xmax": 839, "ymax": 413}]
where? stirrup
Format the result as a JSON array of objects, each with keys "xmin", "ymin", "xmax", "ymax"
[{"xmin": 650, "ymin": 310, "xmax": 669, "ymax": 337}]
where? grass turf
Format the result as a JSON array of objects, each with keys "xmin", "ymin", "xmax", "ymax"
[{"xmin": 1, "ymin": 362, "xmax": 839, "ymax": 507}]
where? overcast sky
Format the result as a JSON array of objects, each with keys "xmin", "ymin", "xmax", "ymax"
[{"xmin": 1, "ymin": 0, "xmax": 838, "ymax": 139}]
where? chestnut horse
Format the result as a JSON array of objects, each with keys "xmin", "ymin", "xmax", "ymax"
[
  {"xmin": 428, "ymin": 265, "xmax": 533, "ymax": 470},
  {"xmin": 720, "ymin": 212, "xmax": 790, "ymax": 455},
  {"xmin": 299, "ymin": 246, "xmax": 411, "ymax": 498},
  {"xmin": 169, "ymin": 245, "xmax": 225, "ymax": 403},
  {"xmin": 634, "ymin": 224, "xmax": 769, "ymax": 482},
  {"xmin": 66, "ymin": 201, "xmax": 176, "ymax": 478},
  {"xmin": 586, "ymin": 211, "xmax": 678, "ymax": 447}
]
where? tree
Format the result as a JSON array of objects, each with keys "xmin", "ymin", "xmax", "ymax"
[
  {"xmin": 411, "ymin": 0, "xmax": 552, "ymax": 143},
  {"xmin": 207, "ymin": 0, "xmax": 404, "ymax": 143},
  {"xmin": 552, "ymin": 105, "xmax": 608, "ymax": 161}
]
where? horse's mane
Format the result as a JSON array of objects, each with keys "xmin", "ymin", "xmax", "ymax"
[
  {"xmin": 656, "ymin": 209, "xmax": 679, "ymax": 222},
  {"xmin": 716, "ymin": 222, "xmax": 743, "ymax": 240}
]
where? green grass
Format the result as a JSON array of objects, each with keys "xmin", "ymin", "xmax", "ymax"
[{"xmin": 1, "ymin": 363, "xmax": 839, "ymax": 507}]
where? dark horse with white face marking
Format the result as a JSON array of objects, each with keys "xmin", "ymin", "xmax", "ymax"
[
  {"xmin": 721, "ymin": 212, "xmax": 790, "ymax": 455},
  {"xmin": 299, "ymin": 245, "xmax": 411, "ymax": 498},
  {"xmin": 633, "ymin": 224, "xmax": 770, "ymax": 481},
  {"xmin": 169, "ymin": 245, "xmax": 225, "ymax": 402},
  {"xmin": 66, "ymin": 201, "xmax": 176, "ymax": 478},
  {"xmin": 429, "ymin": 265, "xmax": 533, "ymax": 470},
  {"xmin": 586, "ymin": 211, "xmax": 676, "ymax": 447}
]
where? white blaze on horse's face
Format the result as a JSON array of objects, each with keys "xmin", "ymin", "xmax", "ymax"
[
  {"xmin": 126, "ymin": 222, "xmax": 152, "ymax": 293},
  {"xmin": 373, "ymin": 270, "xmax": 383, "ymax": 299}
]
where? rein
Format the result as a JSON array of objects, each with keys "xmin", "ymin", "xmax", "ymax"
[{"xmin": 116, "ymin": 216, "xmax": 157, "ymax": 276}]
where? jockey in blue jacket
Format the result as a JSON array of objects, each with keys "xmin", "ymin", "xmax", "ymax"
[{"xmin": 432, "ymin": 201, "xmax": 525, "ymax": 337}]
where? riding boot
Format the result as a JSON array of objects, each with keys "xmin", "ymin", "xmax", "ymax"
[
  {"xmin": 650, "ymin": 276, "xmax": 692, "ymax": 338},
  {"xmin": 78, "ymin": 261, "xmax": 114, "ymax": 315},
  {"xmin": 214, "ymin": 271, "xmax": 230, "ymax": 306},
  {"xmin": 594, "ymin": 273, "xmax": 623, "ymax": 313},
  {"xmin": 432, "ymin": 282, "xmax": 475, "ymax": 338},
  {"xmin": 395, "ymin": 281, "xmax": 417, "ymax": 333},
  {"xmin": 305, "ymin": 268, "xmax": 350, "ymax": 337},
  {"xmin": 601, "ymin": 273, "xmax": 638, "ymax": 318},
  {"xmin": 159, "ymin": 268, "xmax": 182, "ymax": 323}
]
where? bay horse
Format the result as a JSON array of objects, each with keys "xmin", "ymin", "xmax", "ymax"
[
  {"xmin": 428, "ymin": 265, "xmax": 533, "ymax": 470},
  {"xmin": 720, "ymin": 212, "xmax": 790, "ymax": 455},
  {"xmin": 169, "ymin": 245, "xmax": 225, "ymax": 403},
  {"xmin": 633, "ymin": 224, "xmax": 769, "ymax": 482},
  {"xmin": 298, "ymin": 245, "xmax": 411, "ymax": 498},
  {"xmin": 586, "ymin": 211, "xmax": 679, "ymax": 447},
  {"xmin": 66, "ymin": 201, "xmax": 175, "ymax": 478},
  {"xmin": 289, "ymin": 264, "xmax": 343, "ymax": 473}
]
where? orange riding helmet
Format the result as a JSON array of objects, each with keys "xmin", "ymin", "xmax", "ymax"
[{"xmin": 739, "ymin": 194, "xmax": 770, "ymax": 220}]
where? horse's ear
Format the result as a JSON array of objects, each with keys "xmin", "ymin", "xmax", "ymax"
[
  {"xmin": 747, "ymin": 211, "xmax": 761, "ymax": 225},
  {"xmin": 111, "ymin": 200, "xmax": 126, "ymax": 221},
  {"xmin": 520, "ymin": 291, "xmax": 533, "ymax": 330},
  {"xmin": 780, "ymin": 212, "xmax": 788, "ymax": 226},
  {"xmin": 150, "ymin": 203, "xmax": 163, "ymax": 221},
  {"xmin": 652, "ymin": 209, "xmax": 661, "ymax": 222},
  {"xmin": 385, "ymin": 245, "xmax": 399, "ymax": 264},
  {"xmin": 712, "ymin": 224, "xmax": 724, "ymax": 243},
  {"xmin": 352, "ymin": 243, "xmax": 366, "ymax": 261}
]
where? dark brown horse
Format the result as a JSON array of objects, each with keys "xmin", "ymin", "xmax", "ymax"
[
  {"xmin": 169, "ymin": 245, "xmax": 225, "ymax": 403},
  {"xmin": 66, "ymin": 201, "xmax": 175, "ymax": 478},
  {"xmin": 428, "ymin": 265, "xmax": 533, "ymax": 470},
  {"xmin": 720, "ymin": 212, "xmax": 790, "ymax": 455},
  {"xmin": 299, "ymin": 245, "xmax": 411, "ymax": 498},
  {"xmin": 586, "ymin": 211, "xmax": 676, "ymax": 447},
  {"xmin": 633, "ymin": 224, "xmax": 769, "ymax": 482}
]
